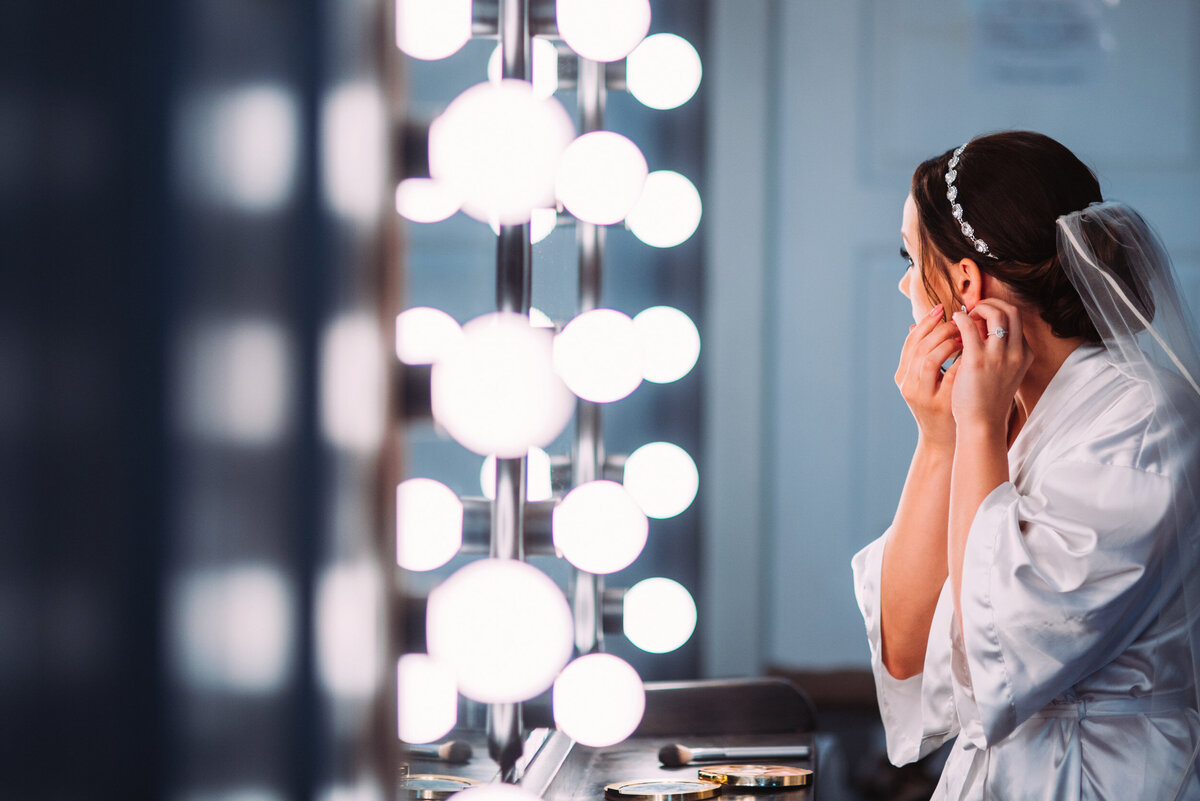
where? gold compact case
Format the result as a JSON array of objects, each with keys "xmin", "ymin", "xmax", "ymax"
[
  {"xmin": 400, "ymin": 774, "xmax": 481, "ymax": 800},
  {"xmin": 696, "ymin": 765, "xmax": 813, "ymax": 789},
  {"xmin": 603, "ymin": 779, "xmax": 724, "ymax": 801}
]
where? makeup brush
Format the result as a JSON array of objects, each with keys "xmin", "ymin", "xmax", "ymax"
[
  {"xmin": 658, "ymin": 743, "xmax": 811, "ymax": 767},
  {"xmin": 407, "ymin": 741, "xmax": 473, "ymax": 763}
]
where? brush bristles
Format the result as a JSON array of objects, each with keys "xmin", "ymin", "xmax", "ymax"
[
  {"xmin": 657, "ymin": 744, "xmax": 691, "ymax": 767},
  {"xmin": 442, "ymin": 741, "xmax": 473, "ymax": 763}
]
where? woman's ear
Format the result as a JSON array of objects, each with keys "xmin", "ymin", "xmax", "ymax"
[{"xmin": 953, "ymin": 258, "xmax": 984, "ymax": 311}]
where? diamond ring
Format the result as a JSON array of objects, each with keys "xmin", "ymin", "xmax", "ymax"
[{"xmin": 991, "ymin": 326, "xmax": 1008, "ymax": 339}]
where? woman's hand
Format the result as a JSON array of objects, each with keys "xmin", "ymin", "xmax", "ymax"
[
  {"xmin": 949, "ymin": 299, "xmax": 1033, "ymax": 431},
  {"xmin": 895, "ymin": 303, "xmax": 962, "ymax": 452},
  {"xmin": 946, "ymin": 299, "xmax": 1029, "ymax": 631}
]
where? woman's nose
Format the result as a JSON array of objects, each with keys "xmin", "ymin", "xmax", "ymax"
[{"xmin": 898, "ymin": 269, "xmax": 910, "ymax": 297}]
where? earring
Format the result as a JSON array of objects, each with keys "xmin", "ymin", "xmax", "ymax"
[{"xmin": 961, "ymin": 304, "xmax": 967, "ymax": 313}]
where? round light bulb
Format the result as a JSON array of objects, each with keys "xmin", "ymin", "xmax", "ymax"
[
  {"xmin": 553, "ymin": 654, "xmax": 645, "ymax": 746},
  {"xmin": 552, "ymin": 480, "xmax": 648, "ymax": 574},
  {"xmin": 487, "ymin": 37, "xmax": 560, "ymax": 99},
  {"xmin": 489, "ymin": 207, "xmax": 560, "ymax": 244},
  {"xmin": 397, "ymin": 653, "xmax": 458, "ymax": 744},
  {"xmin": 450, "ymin": 784, "xmax": 543, "ymax": 801},
  {"xmin": 556, "ymin": 0, "xmax": 651, "ymax": 62},
  {"xmin": 529, "ymin": 307, "xmax": 556, "ymax": 329},
  {"xmin": 427, "ymin": 559, "xmax": 573, "ymax": 703},
  {"xmin": 553, "ymin": 309, "xmax": 643, "ymax": 403},
  {"xmin": 395, "ymin": 307, "xmax": 463, "ymax": 366},
  {"xmin": 633, "ymin": 306, "xmax": 700, "ymax": 383},
  {"xmin": 480, "ymin": 447, "xmax": 554, "ymax": 502},
  {"xmin": 431, "ymin": 312, "xmax": 575, "ymax": 458},
  {"xmin": 623, "ymin": 442, "xmax": 699, "ymax": 519},
  {"xmin": 622, "ymin": 577, "xmax": 696, "ymax": 654},
  {"xmin": 395, "ymin": 177, "xmax": 461, "ymax": 223},
  {"xmin": 626, "ymin": 34, "xmax": 703, "ymax": 110},
  {"xmin": 626, "ymin": 171, "xmax": 702, "ymax": 249},
  {"xmin": 556, "ymin": 132, "xmax": 648, "ymax": 225},
  {"xmin": 395, "ymin": 0, "xmax": 472, "ymax": 61},
  {"xmin": 396, "ymin": 478, "xmax": 463, "ymax": 571},
  {"xmin": 429, "ymin": 81, "xmax": 575, "ymax": 224}
]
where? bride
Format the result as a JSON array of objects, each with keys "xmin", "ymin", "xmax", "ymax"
[{"xmin": 852, "ymin": 131, "xmax": 1200, "ymax": 799}]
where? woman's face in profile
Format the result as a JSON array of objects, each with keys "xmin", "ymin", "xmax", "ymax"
[{"xmin": 899, "ymin": 193, "xmax": 936, "ymax": 323}]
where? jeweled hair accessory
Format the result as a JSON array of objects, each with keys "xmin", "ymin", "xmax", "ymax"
[{"xmin": 946, "ymin": 143, "xmax": 999, "ymax": 260}]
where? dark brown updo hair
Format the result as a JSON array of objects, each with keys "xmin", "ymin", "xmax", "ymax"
[{"xmin": 911, "ymin": 131, "xmax": 1108, "ymax": 341}]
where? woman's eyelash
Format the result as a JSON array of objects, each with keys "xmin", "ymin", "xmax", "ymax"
[{"xmin": 900, "ymin": 246, "xmax": 914, "ymax": 269}]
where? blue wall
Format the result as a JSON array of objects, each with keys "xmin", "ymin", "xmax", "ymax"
[{"xmin": 703, "ymin": 0, "xmax": 1200, "ymax": 675}]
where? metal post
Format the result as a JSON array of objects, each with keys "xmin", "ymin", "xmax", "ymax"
[
  {"xmin": 489, "ymin": 0, "xmax": 531, "ymax": 777},
  {"xmin": 571, "ymin": 55, "xmax": 607, "ymax": 655}
]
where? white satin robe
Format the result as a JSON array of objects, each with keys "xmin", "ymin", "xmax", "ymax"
[{"xmin": 852, "ymin": 344, "xmax": 1200, "ymax": 800}]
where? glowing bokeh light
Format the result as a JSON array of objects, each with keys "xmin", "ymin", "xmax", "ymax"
[
  {"xmin": 320, "ymin": 785, "xmax": 382, "ymax": 801},
  {"xmin": 397, "ymin": 653, "xmax": 458, "ymax": 744},
  {"xmin": 431, "ymin": 312, "xmax": 575, "ymax": 458},
  {"xmin": 322, "ymin": 84, "xmax": 385, "ymax": 223},
  {"xmin": 555, "ymin": 0, "xmax": 651, "ymax": 62},
  {"xmin": 481, "ymin": 446, "xmax": 554, "ymax": 502},
  {"xmin": 395, "ymin": 0, "xmax": 472, "ymax": 60},
  {"xmin": 553, "ymin": 654, "xmax": 645, "ymax": 746},
  {"xmin": 183, "ymin": 788, "xmax": 286, "ymax": 801},
  {"xmin": 316, "ymin": 562, "xmax": 381, "ymax": 698},
  {"xmin": 395, "ymin": 307, "xmax": 463, "ymax": 366},
  {"xmin": 187, "ymin": 85, "xmax": 298, "ymax": 212},
  {"xmin": 623, "ymin": 577, "xmax": 696, "ymax": 654},
  {"xmin": 180, "ymin": 319, "xmax": 290, "ymax": 445},
  {"xmin": 556, "ymin": 132, "xmax": 648, "ymax": 225},
  {"xmin": 395, "ymin": 177, "xmax": 461, "ymax": 223},
  {"xmin": 553, "ymin": 309, "xmax": 643, "ymax": 403},
  {"xmin": 396, "ymin": 478, "xmax": 463, "ymax": 571},
  {"xmin": 449, "ymin": 784, "xmax": 542, "ymax": 801},
  {"xmin": 427, "ymin": 559, "xmax": 573, "ymax": 703},
  {"xmin": 626, "ymin": 170, "xmax": 702, "ymax": 249},
  {"xmin": 623, "ymin": 442, "xmax": 699, "ymax": 519},
  {"xmin": 488, "ymin": 37, "xmax": 560, "ymax": 99},
  {"xmin": 633, "ymin": 306, "xmax": 700, "ymax": 384},
  {"xmin": 626, "ymin": 34, "xmax": 703, "ymax": 110},
  {"xmin": 429, "ymin": 81, "xmax": 575, "ymax": 224},
  {"xmin": 320, "ymin": 313, "xmax": 385, "ymax": 453},
  {"xmin": 174, "ymin": 566, "xmax": 292, "ymax": 692},
  {"xmin": 552, "ymin": 480, "xmax": 648, "ymax": 574}
]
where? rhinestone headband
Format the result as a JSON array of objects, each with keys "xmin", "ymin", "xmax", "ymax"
[{"xmin": 946, "ymin": 143, "xmax": 999, "ymax": 260}]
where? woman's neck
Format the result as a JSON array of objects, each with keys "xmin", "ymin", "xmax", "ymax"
[{"xmin": 1015, "ymin": 324, "xmax": 1087, "ymax": 426}]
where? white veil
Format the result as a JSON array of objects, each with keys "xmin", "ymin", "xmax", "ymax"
[{"xmin": 1057, "ymin": 202, "xmax": 1200, "ymax": 798}]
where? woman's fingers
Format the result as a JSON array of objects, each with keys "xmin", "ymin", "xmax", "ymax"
[
  {"xmin": 970, "ymin": 298, "xmax": 1021, "ymax": 346},
  {"xmin": 902, "ymin": 321, "xmax": 960, "ymax": 386},
  {"xmin": 901, "ymin": 303, "xmax": 944, "ymax": 356},
  {"xmin": 917, "ymin": 336, "xmax": 963, "ymax": 384},
  {"xmin": 897, "ymin": 304, "xmax": 946, "ymax": 384},
  {"xmin": 952, "ymin": 309, "xmax": 985, "ymax": 354},
  {"xmin": 949, "ymin": 299, "xmax": 1032, "ymax": 429}
]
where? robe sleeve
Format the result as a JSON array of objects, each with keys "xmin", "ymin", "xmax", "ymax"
[
  {"xmin": 852, "ymin": 532, "xmax": 960, "ymax": 766},
  {"xmin": 956, "ymin": 461, "xmax": 1175, "ymax": 747}
]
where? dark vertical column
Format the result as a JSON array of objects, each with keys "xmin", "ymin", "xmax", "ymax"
[
  {"xmin": 0, "ymin": 0, "xmax": 396, "ymax": 797},
  {"xmin": 0, "ymin": 1, "xmax": 177, "ymax": 795},
  {"xmin": 570, "ymin": 56, "xmax": 608, "ymax": 656},
  {"xmin": 489, "ymin": 0, "xmax": 531, "ymax": 779}
]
